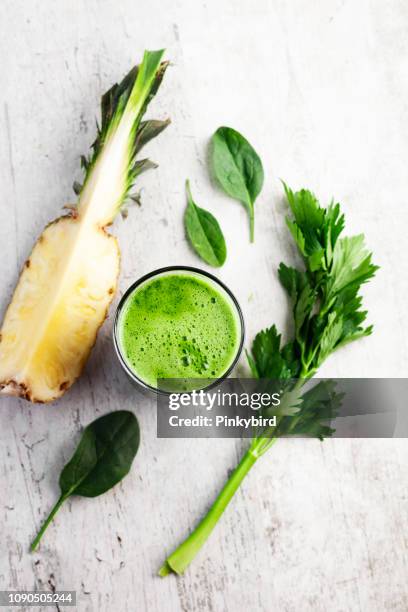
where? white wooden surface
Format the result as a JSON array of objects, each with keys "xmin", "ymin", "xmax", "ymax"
[{"xmin": 1, "ymin": 1, "xmax": 408, "ymax": 610}]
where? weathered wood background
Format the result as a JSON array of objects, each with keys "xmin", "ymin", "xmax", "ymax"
[{"xmin": 1, "ymin": 1, "xmax": 407, "ymax": 610}]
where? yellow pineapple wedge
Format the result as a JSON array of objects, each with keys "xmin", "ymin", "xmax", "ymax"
[{"xmin": 0, "ymin": 50, "xmax": 169, "ymax": 402}]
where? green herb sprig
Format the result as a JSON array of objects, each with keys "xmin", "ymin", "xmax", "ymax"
[{"xmin": 160, "ymin": 184, "xmax": 378, "ymax": 576}]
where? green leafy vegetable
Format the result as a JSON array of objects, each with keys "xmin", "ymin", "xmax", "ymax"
[
  {"xmin": 277, "ymin": 380, "xmax": 343, "ymax": 440},
  {"xmin": 184, "ymin": 180, "xmax": 227, "ymax": 267},
  {"xmin": 160, "ymin": 184, "xmax": 378, "ymax": 576},
  {"xmin": 30, "ymin": 411, "xmax": 140, "ymax": 551},
  {"xmin": 211, "ymin": 126, "xmax": 264, "ymax": 242}
]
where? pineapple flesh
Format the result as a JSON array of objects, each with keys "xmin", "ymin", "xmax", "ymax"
[{"xmin": 0, "ymin": 50, "xmax": 169, "ymax": 402}]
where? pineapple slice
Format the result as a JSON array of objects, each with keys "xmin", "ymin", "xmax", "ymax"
[{"xmin": 0, "ymin": 50, "xmax": 169, "ymax": 402}]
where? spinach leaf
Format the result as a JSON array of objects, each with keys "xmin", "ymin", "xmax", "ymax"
[
  {"xmin": 30, "ymin": 411, "xmax": 140, "ymax": 551},
  {"xmin": 184, "ymin": 180, "xmax": 227, "ymax": 267},
  {"xmin": 211, "ymin": 126, "xmax": 264, "ymax": 242}
]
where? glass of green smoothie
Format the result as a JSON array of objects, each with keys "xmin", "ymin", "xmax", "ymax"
[{"xmin": 113, "ymin": 266, "xmax": 244, "ymax": 394}]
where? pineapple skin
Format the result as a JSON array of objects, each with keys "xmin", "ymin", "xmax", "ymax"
[{"xmin": 0, "ymin": 215, "xmax": 120, "ymax": 402}]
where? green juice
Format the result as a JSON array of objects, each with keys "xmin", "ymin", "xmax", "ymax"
[{"xmin": 117, "ymin": 272, "xmax": 242, "ymax": 390}]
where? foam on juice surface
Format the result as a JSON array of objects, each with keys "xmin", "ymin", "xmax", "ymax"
[{"xmin": 119, "ymin": 273, "xmax": 240, "ymax": 388}]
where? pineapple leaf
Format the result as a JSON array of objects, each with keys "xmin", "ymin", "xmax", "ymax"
[
  {"xmin": 134, "ymin": 118, "xmax": 171, "ymax": 153},
  {"xmin": 79, "ymin": 51, "xmax": 170, "ymax": 205},
  {"xmin": 72, "ymin": 181, "xmax": 82, "ymax": 196},
  {"xmin": 121, "ymin": 190, "xmax": 143, "ymax": 219}
]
